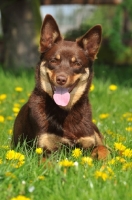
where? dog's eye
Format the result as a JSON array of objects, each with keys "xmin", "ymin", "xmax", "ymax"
[
  {"xmin": 50, "ymin": 59, "xmax": 57, "ymax": 64},
  {"xmin": 72, "ymin": 61, "xmax": 82, "ymax": 68}
]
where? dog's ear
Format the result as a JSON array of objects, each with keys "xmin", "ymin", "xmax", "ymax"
[
  {"xmin": 76, "ymin": 25, "xmax": 102, "ymax": 61},
  {"xmin": 39, "ymin": 14, "xmax": 62, "ymax": 53}
]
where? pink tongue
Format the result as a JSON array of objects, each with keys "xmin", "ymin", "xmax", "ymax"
[{"xmin": 53, "ymin": 87, "xmax": 70, "ymax": 106}]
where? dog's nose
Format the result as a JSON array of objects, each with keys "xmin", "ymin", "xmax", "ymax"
[{"xmin": 56, "ymin": 75, "xmax": 67, "ymax": 85}]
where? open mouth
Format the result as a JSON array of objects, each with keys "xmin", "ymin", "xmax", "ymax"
[{"xmin": 52, "ymin": 80, "xmax": 79, "ymax": 107}]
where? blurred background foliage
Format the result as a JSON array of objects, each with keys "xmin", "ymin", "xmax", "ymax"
[
  {"xmin": 65, "ymin": 0, "xmax": 132, "ymax": 65},
  {"xmin": 0, "ymin": 0, "xmax": 132, "ymax": 69}
]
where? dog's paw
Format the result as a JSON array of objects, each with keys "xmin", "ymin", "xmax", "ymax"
[{"xmin": 91, "ymin": 145, "xmax": 111, "ymax": 160}]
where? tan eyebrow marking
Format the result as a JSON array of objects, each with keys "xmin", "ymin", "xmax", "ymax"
[
  {"xmin": 71, "ymin": 57, "xmax": 76, "ymax": 62},
  {"xmin": 56, "ymin": 54, "xmax": 60, "ymax": 60}
]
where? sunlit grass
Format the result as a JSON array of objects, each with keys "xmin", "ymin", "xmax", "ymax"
[{"xmin": 0, "ymin": 65, "xmax": 132, "ymax": 200}]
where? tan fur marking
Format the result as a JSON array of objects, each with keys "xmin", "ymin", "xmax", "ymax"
[
  {"xmin": 71, "ymin": 57, "xmax": 76, "ymax": 62},
  {"xmin": 94, "ymin": 131, "xmax": 103, "ymax": 145},
  {"xmin": 38, "ymin": 133, "xmax": 73, "ymax": 151},
  {"xmin": 56, "ymin": 54, "xmax": 60, "ymax": 60},
  {"xmin": 53, "ymin": 32, "xmax": 59, "ymax": 42},
  {"xmin": 77, "ymin": 136, "xmax": 95, "ymax": 149},
  {"xmin": 64, "ymin": 69, "xmax": 89, "ymax": 110},
  {"xmin": 40, "ymin": 61, "xmax": 53, "ymax": 97}
]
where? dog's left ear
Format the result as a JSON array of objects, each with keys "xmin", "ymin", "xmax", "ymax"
[
  {"xmin": 39, "ymin": 14, "xmax": 62, "ymax": 53},
  {"xmin": 76, "ymin": 25, "xmax": 102, "ymax": 61}
]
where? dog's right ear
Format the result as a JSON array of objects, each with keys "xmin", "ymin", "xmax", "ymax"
[{"xmin": 39, "ymin": 14, "xmax": 62, "ymax": 53}]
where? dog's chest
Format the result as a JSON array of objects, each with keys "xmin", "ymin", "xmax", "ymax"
[{"xmin": 38, "ymin": 108, "xmax": 95, "ymax": 151}]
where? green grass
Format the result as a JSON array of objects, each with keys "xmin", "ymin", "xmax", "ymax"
[{"xmin": 0, "ymin": 65, "xmax": 132, "ymax": 200}]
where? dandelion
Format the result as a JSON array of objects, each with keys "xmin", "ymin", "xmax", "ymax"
[
  {"xmin": 5, "ymin": 172, "xmax": 16, "ymax": 179},
  {"xmin": 35, "ymin": 148, "xmax": 43, "ymax": 154},
  {"xmin": 6, "ymin": 150, "xmax": 25, "ymax": 168},
  {"xmin": 0, "ymin": 115, "xmax": 4, "ymax": 123},
  {"xmin": 122, "ymin": 148, "xmax": 132, "ymax": 158},
  {"xmin": 38, "ymin": 175, "xmax": 45, "ymax": 180},
  {"xmin": 94, "ymin": 171, "xmax": 108, "ymax": 181},
  {"xmin": 1, "ymin": 145, "xmax": 9, "ymax": 150},
  {"xmin": 72, "ymin": 148, "xmax": 82, "ymax": 158},
  {"xmin": 126, "ymin": 117, "xmax": 132, "ymax": 122},
  {"xmin": 0, "ymin": 94, "xmax": 7, "ymax": 100},
  {"xmin": 59, "ymin": 159, "xmax": 74, "ymax": 167},
  {"xmin": 90, "ymin": 84, "xmax": 94, "ymax": 91},
  {"xmin": 0, "ymin": 159, "xmax": 2, "ymax": 164},
  {"xmin": 122, "ymin": 162, "xmax": 132, "ymax": 171},
  {"xmin": 7, "ymin": 116, "xmax": 13, "ymax": 121},
  {"xmin": 126, "ymin": 127, "xmax": 132, "ymax": 132},
  {"xmin": 11, "ymin": 195, "xmax": 30, "ymax": 200},
  {"xmin": 122, "ymin": 112, "xmax": 132, "ymax": 118},
  {"xmin": 19, "ymin": 99, "xmax": 26, "ymax": 103},
  {"xmin": 109, "ymin": 84, "xmax": 117, "ymax": 91},
  {"xmin": 8, "ymin": 129, "xmax": 13, "ymax": 135},
  {"xmin": 99, "ymin": 113, "xmax": 109, "ymax": 119},
  {"xmin": 81, "ymin": 156, "xmax": 93, "ymax": 166},
  {"xmin": 14, "ymin": 103, "xmax": 20, "ymax": 108},
  {"xmin": 6, "ymin": 150, "xmax": 16, "ymax": 160},
  {"xmin": 114, "ymin": 142, "xmax": 126, "ymax": 152},
  {"xmin": 15, "ymin": 87, "xmax": 23, "ymax": 92},
  {"xmin": 92, "ymin": 119, "xmax": 96, "ymax": 124},
  {"xmin": 13, "ymin": 107, "xmax": 20, "ymax": 113}
]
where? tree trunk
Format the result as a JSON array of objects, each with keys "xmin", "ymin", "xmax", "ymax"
[{"xmin": 1, "ymin": 0, "xmax": 42, "ymax": 69}]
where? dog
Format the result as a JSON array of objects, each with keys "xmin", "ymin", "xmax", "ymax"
[{"xmin": 12, "ymin": 14, "xmax": 109, "ymax": 159}]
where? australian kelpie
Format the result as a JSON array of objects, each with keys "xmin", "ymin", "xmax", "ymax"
[{"xmin": 12, "ymin": 14, "xmax": 109, "ymax": 159}]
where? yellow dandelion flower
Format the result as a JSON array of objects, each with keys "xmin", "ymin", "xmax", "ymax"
[
  {"xmin": 94, "ymin": 171, "xmax": 108, "ymax": 181},
  {"xmin": 115, "ymin": 156, "xmax": 126, "ymax": 163},
  {"xmin": 1, "ymin": 145, "xmax": 9, "ymax": 150},
  {"xmin": 38, "ymin": 175, "xmax": 45, "ymax": 180},
  {"xmin": 5, "ymin": 172, "xmax": 16, "ymax": 179},
  {"xmin": 8, "ymin": 129, "xmax": 13, "ymax": 135},
  {"xmin": 13, "ymin": 160, "xmax": 25, "ymax": 168},
  {"xmin": 0, "ymin": 115, "xmax": 4, "ymax": 123},
  {"xmin": 122, "ymin": 148, "xmax": 132, "ymax": 158},
  {"xmin": 59, "ymin": 159, "xmax": 74, "ymax": 167},
  {"xmin": 108, "ymin": 158, "xmax": 116, "ymax": 165},
  {"xmin": 90, "ymin": 84, "xmax": 95, "ymax": 92},
  {"xmin": 126, "ymin": 127, "xmax": 132, "ymax": 132},
  {"xmin": 99, "ymin": 113, "xmax": 109, "ymax": 119},
  {"xmin": 92, "ymin": 119, "xmax": 96, "ymax": 123},
  {"xmin": 11, "ymin": 195, "xmax": 30, "ymax": 200},
  {"xmin": 15, "ymin": 87, "xmax": 23, "ymax": 92},
  {"xmin": 6, "ymin": 150, "xmax": 16, "ymax": 160},
  {"xmin": 13, "ymin": 107, "xmax": 20, "ymax": 113},
  {"xmin": 14, "ymin": 103, "xmax": 20, "ymax": 108},
  {"xmin": 126, "ymin": 117, "xmax": 132, "ymax": 122},
  {"xmin": 19, "ymin": 99, "xmax": 26, "ymax": 103},
  {"xmin": 35, "ymin": 148, "xmax": 43, "ymax": 154},
  {"xmin": 106, "ymin": 166, "xmax": 114, "ymax": 176},
  {"xmin": 0, "ymin": 94, "xmax": 7, "ymax": 100},
  {"xmin": 72, "ymin": 148, "xmax": 82, "ymax": 158},
  {"xmin": 81, "ymin": 156, "xmax": 93, "ymax": 166},
  {"xmin": 114, "ymin": 142, "xmax": 126, "ymax": 152},
  {"xmin": 122, "ymin": 162, "xmax": 132, "ymax": 171},
  {"xmin": 109, "ymin": 84, "xmax": 117, "ymax": 91},
  {"xmin": 0, "ymin": 159, "xmax": 2, "ymax": 164},
  {"xmin": 122, "ymin": 112, "xmax": 132, "ymax": 118},
  {"xmin": 6, "ymin": 116, "xmax": 13, "ymax": 121},
  {"xmin": 6, "ymin": 150, "xmax": 25, "ymax": 161}
]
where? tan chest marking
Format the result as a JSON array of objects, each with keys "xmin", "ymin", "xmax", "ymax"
[
  {"xmin": 40, "ymin": 61, "xmax": 53, "ymax": 98},
  {"xmin": 64, "ymin": 69, "xmax": 89, "ymax": 109}
]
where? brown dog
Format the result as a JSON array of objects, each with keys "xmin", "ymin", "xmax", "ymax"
[{"xmin": 12, "ymin": 14, "xmax": 109, "ymax": 159}]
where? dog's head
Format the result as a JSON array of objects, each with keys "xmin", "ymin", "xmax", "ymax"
[{"xmin": 38, "ymin": 15, "xmax": 102, "ymax": 109}]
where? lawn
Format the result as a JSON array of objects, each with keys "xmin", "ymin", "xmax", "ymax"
[{"xmin": 0, "ymin": 65, "xmax": 132, "ymax": 200}]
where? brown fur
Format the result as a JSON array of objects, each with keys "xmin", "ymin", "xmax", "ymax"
[{"xmin": 12, "ymin": 15, "xmax": 109, "ymax": 159}]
